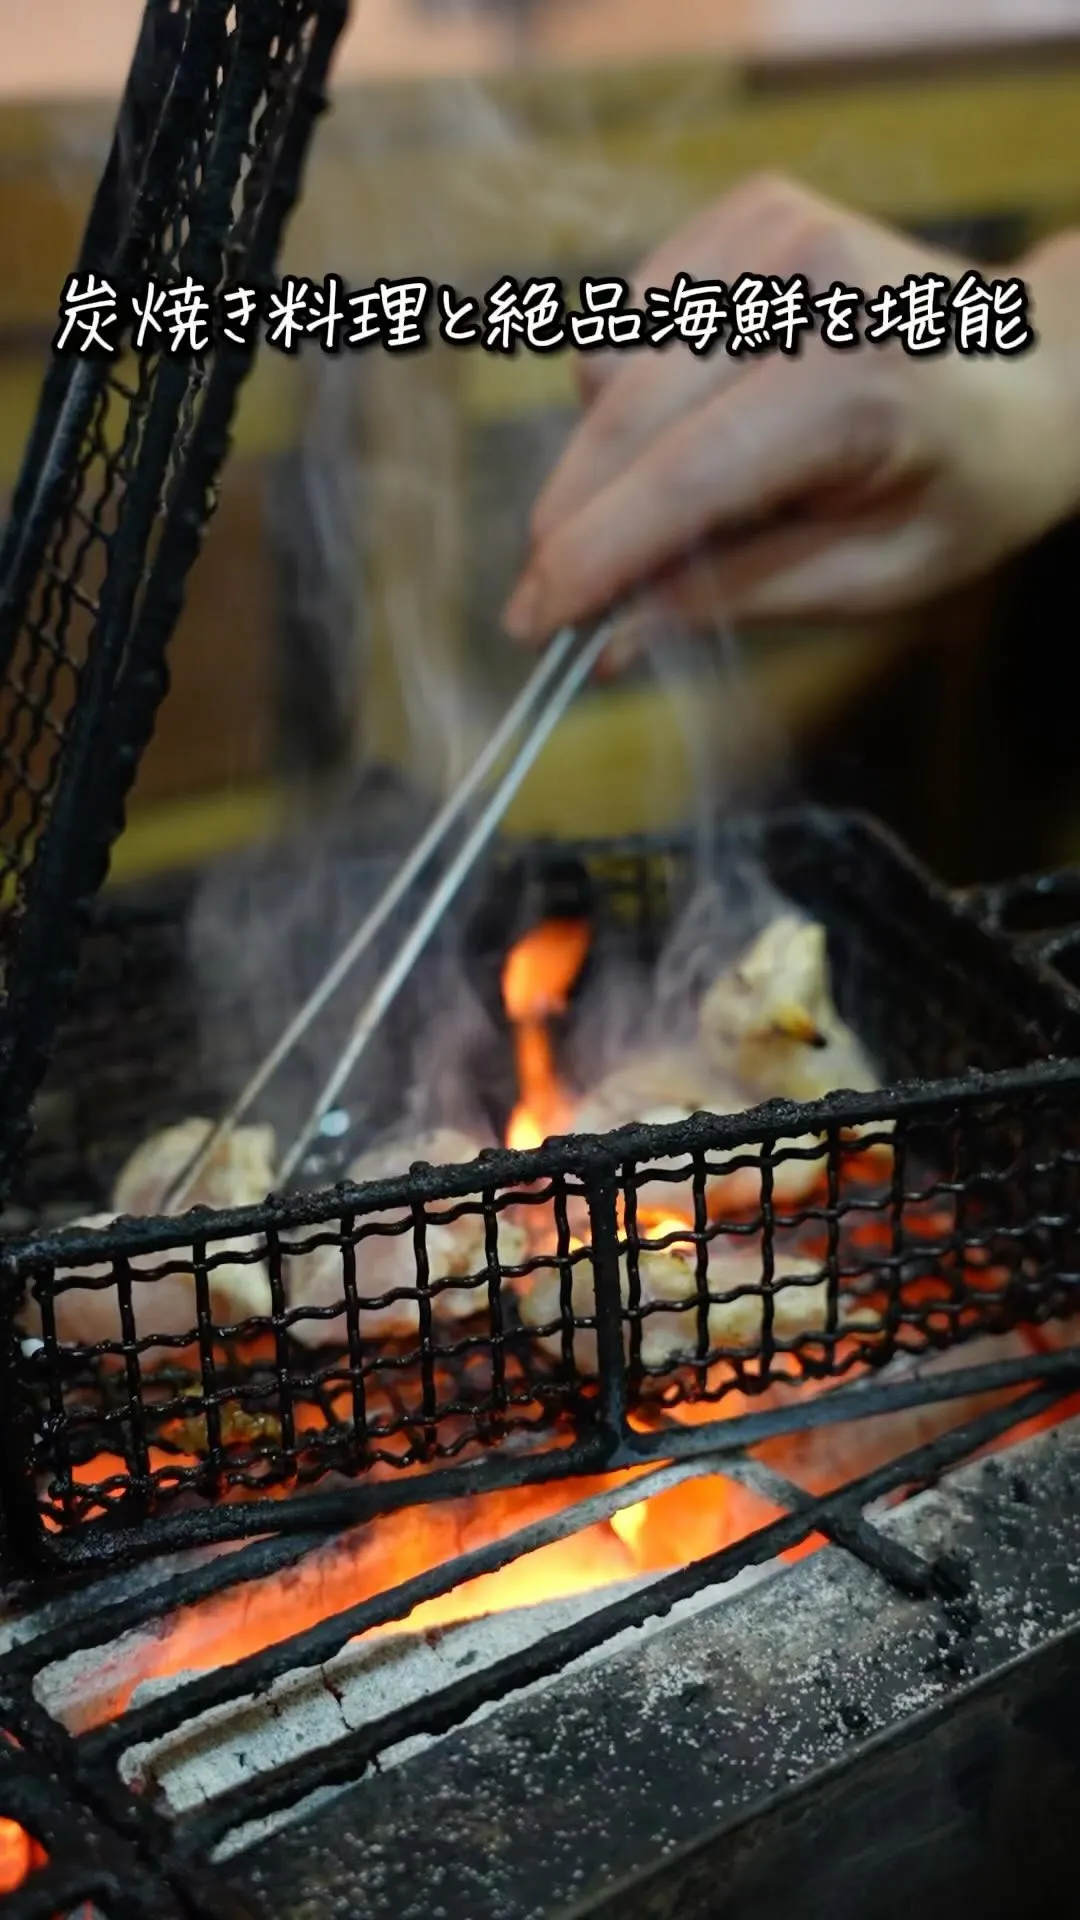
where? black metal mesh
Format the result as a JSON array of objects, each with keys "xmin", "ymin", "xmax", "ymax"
[
  {"xmin": 0, "ymin": 0, "xmax": 349, "ymax": 1202},
  {"xmin": 3, "ymin": 809, "xmax": 1080, "ymax": 1575}
]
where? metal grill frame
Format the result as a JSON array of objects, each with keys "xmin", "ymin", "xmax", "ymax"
[
  {"xmin": 0, "ymin": 0, "xmax": 350, "ymax": 1202},
  {"xmin": 0, "ymin": 813, "xmax": 1077, "ymax": 1913},
  {"xmin": 4, "ymin": 807, "xmax": 1080, "ymax": 1582},
  {"xmin": 0, "ymin": 1364, "xmax": 1078, "ymax": 1918}
]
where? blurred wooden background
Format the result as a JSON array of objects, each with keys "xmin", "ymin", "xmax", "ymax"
[{"xmin": 1, "ymin": 1, "xmax": 1080, "ymax": 886}]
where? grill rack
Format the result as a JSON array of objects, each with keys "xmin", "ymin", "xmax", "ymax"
[
  {"xmin": 0, "ymin": 809, "xmax": 1079, "ymax": 1913},
  {"xmin": 0, "ymin": 1362, "xmax": 1077, "ymax": 1919},
  {"xmin": 3, "ymin": 806, "xmax": 1080, "ymax": 1581},
  {"xmin": 0, "ymin": 0, "xmax": 349, "ymax": 1204}
]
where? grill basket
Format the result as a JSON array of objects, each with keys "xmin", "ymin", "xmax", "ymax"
[
  {"xmin": 0, "ymin": 0, "xmax": 348, "ymax": 1201},
  {"xmin": 3, "ymin": 806, "xmax": 1080, "ymax": 1580}
]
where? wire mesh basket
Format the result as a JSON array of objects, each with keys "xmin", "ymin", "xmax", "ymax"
[
  {"xmin": 0, "ymin": 0, "xmax": 349, "ymax": 1201},
  {"xmin": 3, "ymin": 806, "xmax": 1080, "ymax": 1579}
]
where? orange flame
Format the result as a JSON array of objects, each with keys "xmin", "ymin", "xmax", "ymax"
[
  {"xmin": 59, "ymin": 1465, "xmax": 786, "ymax": 1729},
  {"xmin": 639, "ymin": 1213, "xmax": 696, "ymax": 1242},
  {"xmin": 502, "ymin": 919, "xmax": 590, "ymax": 1151}
]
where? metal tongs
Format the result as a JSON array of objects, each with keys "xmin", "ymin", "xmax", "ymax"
[{"xmin": 162, "ymin": 614, "xmax": 617, "ymax": 1209}]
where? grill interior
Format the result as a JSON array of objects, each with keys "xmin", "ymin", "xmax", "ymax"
[
  {"xmin": 1, "ymin": 809, "xmax": 1080, "ymax": 1915},
  {"xmin": 3, "ymin": 806, "xmax": 1080, "ymax": 1579}
]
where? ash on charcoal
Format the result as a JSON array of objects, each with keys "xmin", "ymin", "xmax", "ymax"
[
  {"xmin": 221, "ymin": 1417, "xmax": 1080, "ymax": 1920},
  {"xmin": 0, "ymin": 1542, "xmax": 236, "ymax": 1658},
  {"xmin": 105, "ymin": 1561, "xmax": 779, "ymax": 1842}
]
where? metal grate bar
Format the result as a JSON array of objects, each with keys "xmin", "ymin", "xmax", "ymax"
[
  {"xmin": 719, "ymin": 1454, "xmax": 937, "ymax": 1596},
  {"xmin": 0, "ymin": 1531, "xmax": 331, "ymax": 1683},
  {"xmin": 0, "ymin": 1374, "xmax": 1070, "ymax": 1914},
  {"xmin": 172, "ymin": 1382, "xmax": 1069, "ymax": 1858},
  {"xmin": 23, "ymin": 1346, "xmax": 1079, "ymax": 1580},
  {"xmin": 79, "ymin": 1451, "xmax": 736, "ymax": 1764}
]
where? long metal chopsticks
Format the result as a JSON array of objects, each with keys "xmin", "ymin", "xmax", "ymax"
[{"xmin": 163, "ymin": 616, "xmax": 615, "ymax": 1209}]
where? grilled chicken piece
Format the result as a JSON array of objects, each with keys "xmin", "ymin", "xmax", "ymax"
[
  {"xmin": 110, "ymin": 1118, "xmax": 276, "ymax": 1320},
  {"xmin": 571, "ymin": 1050, "xmax": 824, "ymax": 1218},
  {"xmin": 698, "ymin": 913, "xmax": 891, "ymax": 1160},
  {"xmin": 18, "ymin": 1212, "xmax": 251, "ymax": 1362},
  {"xmin": 571, "ymin": 1047, "xmax": 733, "ymax": 1135},
  {"xmin": 20, "ymin": 1118, "xmax": 279, "ymax": 1359},
  {"xmin": 113, "ymin": 1118, "xmax": 276, "ymax": 1217},
  {"xmin": 698, "ymin": 914, "xmax": 880, "ymax": 1106},
  {"xmin": 286, "ymin": 1126, "xmax": 528, "ymax": 1346},
  {"xmin": 517, "ymin": 1236, "xmax": 837, "ymax": 1372}
]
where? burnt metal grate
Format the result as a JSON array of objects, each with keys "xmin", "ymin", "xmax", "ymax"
[
  {"xmin": 3, "ymin": 809, "xmax": 1080, "ymax": 1582},
  {"xmin": 0, "ymin": 1362, "xmax": 1077, "ymax": 1917},
  {"xmin": 0, "ymin": 811, "xmax": 1079, "ymax": 1912},
  {"xmin": 0, "ymin": 0, "xmax": 350, "ymax": 1203}
]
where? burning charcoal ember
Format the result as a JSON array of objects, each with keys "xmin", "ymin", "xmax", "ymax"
[
  {"xmin": 515, "ymin": 1235, "xmax": 862, "ymax": 1372},
  {"xmin": 752, "ymin": 1323, "xmax": 1080, "ymax": 1495},
  {"xmin": 286, "ymin": 1127, "xmax": 529, "ymax": 1346},
  {"xmin": 111, "ymin": 1118, "xmax": 276, "ymax": 1318},
  {"xmin": 698, "ymin": 913, "xmax": 886, "ymax": 1131}
]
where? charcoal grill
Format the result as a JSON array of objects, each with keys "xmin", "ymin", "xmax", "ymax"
[
  {"xmin": 3, "ymin": 816, "xmax": 1080, "ymax": 1909},
  {"xmin": 5, "ymin": 804, "xmax": 1080, "ymax": 1589},
  {"xmin": 1, "ymin": 803, "xmax": 1079, "ymax": 1911},
  {"xmin": 1, "ymin": 5, "xmax": 1080, "ymax": 1910},
  {"xmin": 1, "ymin": 1214, "xmax": 1080, "ymax": 1919}
]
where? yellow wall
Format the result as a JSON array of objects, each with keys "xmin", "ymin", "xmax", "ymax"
[{"xmin": 2, "ymin": 37, "xmax": 1080, "ymax": 874}]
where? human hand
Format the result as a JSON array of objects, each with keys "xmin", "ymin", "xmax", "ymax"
[{"xmin": 501, "ymin": 174, "xmax": 1080, "ymax": 644}]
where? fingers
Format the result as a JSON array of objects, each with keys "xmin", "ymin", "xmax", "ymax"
[
  {"xmin": 534, "ymin": 343, "xmax": 735, "ymax": 547},
  {"xmin": 575, "ymin": 350, "xmax": 620, "ymax": 407},
  {"xmin": 624, "ymin": 173, "xmax": 824, "ymax": 307},
  {"xmin": 503, "ymin": 369, "xmax": 903, "ymax": 642},
  {"xmin": 562, "ymin": 507, "xmax": 949, "ymax": 658},
  {"xmin": 656, "ymin": 507, "xmax": 951, "ymax": 622},
  {"xmin": 567, "ymin": 174, "xmax": 832, "ymax": 413},
  {"xmin": 534, "ymin": 176, "xmax": 875, "ymax": 575}
]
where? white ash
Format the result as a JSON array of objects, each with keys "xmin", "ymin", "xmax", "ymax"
[
  {"xmin": 18, "ymin": 1414, "xmax": 1080, "ymax": 1888},
  {"xmin": 314, "ymin": 1417, "xmax": 1080, "ymax": 1920},
  {"xmin": 0, "ymin": 1540, "xmax": 240, "ymax": 1661},
  {"xmin": 218, "ymin": 1418, "xmax": 1080, "ymax": 1863},
  {"xmin": 119, "ymin": 1586, "xmax": 648, "ymax": 1825},
  {"xmin": 219, "ymin": 1415, "xmax": 1080, "ymax": 1871},
  {"xmin": 114, "ymin": 1559, "xmax": 780, "ymax": 1856}
]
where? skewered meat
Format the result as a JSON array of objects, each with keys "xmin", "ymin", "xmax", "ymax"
[
  {"xmin": 111, "ymin": 1118, "xmax": 276, "ymax": 1319},
  {"xmin": 517, "ymin": 1234, "xmax": 840, "ymax": 1373},
  {"xmin": 571, "ymin": 1052, "xmax": 824, "ymax": 1217},
  {"xmin": 286, "ymin": 1126, "xmax": 529, "ymax": 1346}
]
